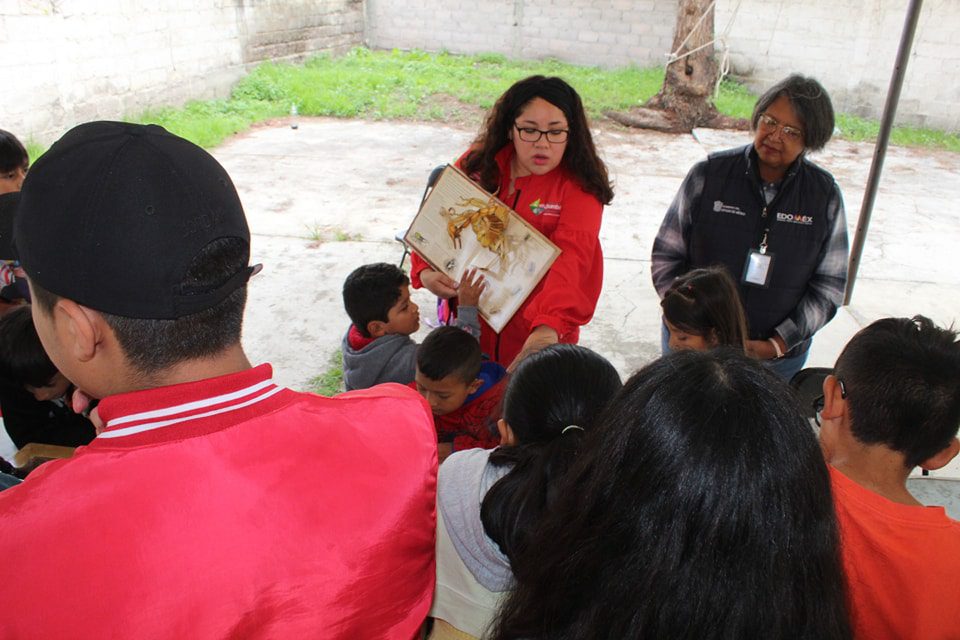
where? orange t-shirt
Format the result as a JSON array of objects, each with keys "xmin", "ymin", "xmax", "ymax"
[{"xmin": 830, "ymin": 466, "xmax": 960, "ymax": 639}]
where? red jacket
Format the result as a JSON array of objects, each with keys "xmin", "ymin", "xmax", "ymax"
[
  {"xmin": 412, "ymin": 146, "xmax": 604, "ymax": 365},
  {"xmin": 0, "ymin": 366, "xmax": 437, "ymax": 638}
]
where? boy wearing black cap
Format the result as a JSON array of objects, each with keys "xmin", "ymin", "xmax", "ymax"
[{"xmin": 0, "ymin": 122, "xmax": 437, "ymax": 638}]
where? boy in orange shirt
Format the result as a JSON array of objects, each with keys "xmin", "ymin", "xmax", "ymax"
[{"xmin": 818, "ymin": 315, "xmax": 960, "ymax": 639}]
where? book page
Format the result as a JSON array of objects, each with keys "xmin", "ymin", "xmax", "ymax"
[{"xmin": 404, "ymin": 165, "xmax": 561, "ymax": 333}]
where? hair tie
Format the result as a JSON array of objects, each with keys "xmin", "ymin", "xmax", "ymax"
[{"xmin": 561, "ymin": 425, "xmax": 584, "ymax": 434}]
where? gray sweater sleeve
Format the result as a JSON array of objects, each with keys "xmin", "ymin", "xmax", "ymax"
[{"xmin": 452, "ymin": 305, "xmax": 481, "ymax": 339}]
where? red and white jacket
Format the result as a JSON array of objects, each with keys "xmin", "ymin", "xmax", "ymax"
[
  {"xmin": 412, "ymin": 146, "xmax": 604, "ymax": 365},
  {"xmin": 0, "ymin": 365, "xmax": 438, "ymax": 638}
]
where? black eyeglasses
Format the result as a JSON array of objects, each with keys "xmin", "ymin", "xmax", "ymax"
[
  {"xmin": 514, "ymin": 124, "xmax": 568, "ymax": 144},
  {"xmin": 813, "ymin": 378, "xmax": 847, "ymax": 426}
]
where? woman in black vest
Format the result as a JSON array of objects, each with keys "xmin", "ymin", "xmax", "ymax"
[{"xmin": 650, "ymin": 74, "xmax": 848, "ymax": 381}]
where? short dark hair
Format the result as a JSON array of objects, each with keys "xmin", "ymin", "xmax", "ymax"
[
  {"xmin": 0, "ymin": 129, "xmax": 29, "ymax": 175},
  {"xmin": 480, "ymin": 344, "xmax": 622, "ymax": 567},
  {"xmin": 0, "ymin": 305, "xmax": 58, "ymax": 388},
  {"xmin": 342, "ymin": 263, "xmax": 409, "ymax": 338},
  {"xmin": 491, "ymin": 349, "xmax": 850, "ymax": 639},
  {"xmin": 752, "ymin": 74, "xmax": 835, "ymax": 152},
  {"xmin": 416, "ymin": 326, "xmax": 481, "ymax": 383},
  {"xmin": 835, "ymin": 315, "xmax": 960, "ymax": 468},
  {"xmin": 462, "ymin": 75, "xmax": 614, "ymax": 205},
  {"xmin": 32, "ymin": 237, "xmax": 248, "ymax": 374},
  {"xmin": 661, "ymin": 266, "xmax": 748, "ymax": 348}
]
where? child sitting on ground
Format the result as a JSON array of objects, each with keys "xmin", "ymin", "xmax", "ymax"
[
  {"xmin": 818, "ymin": 315, "xmax": 960, "ymax": 639},
  {"xmin": 661, "ymin": 266, "xmax": 748, "ymax": 352},
  {"xmin": 341, "ymin": 262, "xmax": 484, "ymax": 390},
  {"xmin": 427, "ymin": 344, "xmax": 622, "ymax": 639},
  {"xmin": 0, "ymin": 306, "xmax": 95, "ymax": 465},
  {"xmin": 414, "ymin": 326, "xmax": 507, "ymax": 459}
]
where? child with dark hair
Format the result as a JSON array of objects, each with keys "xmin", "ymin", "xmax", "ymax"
[
  {"xmin": 1, "ymin": 121, "xmax": 438, "ymax": 637},
  {"xmin": 0, "ymin": 305, "xmax": 94, "ymax": 464},
  {"xmin": 489, "ymin": 349, "xmax": 850, "ymax": 639},
  {"xmin": 819, "ymin": 315, "xmax": 960, "ymax": 639},
  {"xmin": 661, "ymin": 266, "xmax": 748, "ymax": 351},
  {"xmin": 0, "ymin": 129, "xmax": 30, "ymax": 307},
  {"xmin": 428, "ymin": 344, "xmax": 621, "ymax": 639},
  {"xmin": 341, "ymin": 262, "xmax": 484, "ymax": 390},
  {"xmin": 0, "ymin": 129, "xmax": 29, "ymax": 194},
  {"xmin": 414, "ymin": 326, "xmax": 507, "ymax": 457}
]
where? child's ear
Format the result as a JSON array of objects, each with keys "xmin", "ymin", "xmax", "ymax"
[
  {"xmin": 497, "ymin": 418, "xmax": 516, "ymax": 447},
  {"xmin": 366, "ymin": 320, "xmax": 386, "ymax": 338},
  {"xmin": 820, "ymin": 375, "xmax": 848, "ymax": 421},
  {"xmin": 467, "ymin": 377, "xmax": 483, "ymax": 395},
  {"xmin": 920, "ymin": 437, "xmax": 960, "ymax": 471},
  {"xmin": 58, "ymin": 300, "xmax": 101, "ymax": 363}
]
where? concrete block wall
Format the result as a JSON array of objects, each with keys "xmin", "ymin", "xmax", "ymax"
[
  {"xmin": 363, "ymin": 0, "xmax": 678, "ymax": 69},
  {"xmin": 0, "ymin": 0, "xmax": 364, "ymax": 143},
  {"xmin": 365, "ymin": 0, "xmax": 960, "ymax": 131},
  {"xmin": 716, "ymin": 0, "xmax": 960, "ymax": 131}
]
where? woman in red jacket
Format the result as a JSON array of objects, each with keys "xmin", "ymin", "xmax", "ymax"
[{"xmin": 412, "ymin": 76, "xmax": 614, "ymax": 369}]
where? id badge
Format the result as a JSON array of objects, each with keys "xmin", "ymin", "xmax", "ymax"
[{"xmin": 742, "ymin": 249, "xmax": 774, "ymax": 287}]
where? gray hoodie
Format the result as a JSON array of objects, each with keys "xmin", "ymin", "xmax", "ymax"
[
  {"xmin": 341, "ymin": 331, "xmax": 417, "ymax": 391},
  {"xmin": 340, "ymin": 306, "xmax": 481, "ymax": 392}
]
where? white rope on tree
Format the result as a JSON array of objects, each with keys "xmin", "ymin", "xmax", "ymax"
[
  {"xmin": 664, "ymin": 0, "xmax": 717, "ymax": 68},
  {"xmin": 713, "ymin": 0, "xmax": 744, "ymax": 98}
]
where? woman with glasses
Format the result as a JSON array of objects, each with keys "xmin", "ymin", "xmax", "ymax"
[
  {"xmin": 411, "ymin": 76, "xmax": 613, "ymax": 370},
  {"xmin": 651, "ymin": 74, "xmax": 848, "ymax": 381}
]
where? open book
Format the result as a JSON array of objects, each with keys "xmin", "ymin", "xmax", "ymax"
[{"xmin": 404, "ymin": 165, "xmax": 561, "ymax": 333}]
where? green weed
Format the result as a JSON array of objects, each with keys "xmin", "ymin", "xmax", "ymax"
[
  {"xmin": 308, "ymin": 351, "xmax": 344, "ymax": 397},
  {"xmin": 24, "ymin": 47, "xmax": 956, "ymax": 152}
]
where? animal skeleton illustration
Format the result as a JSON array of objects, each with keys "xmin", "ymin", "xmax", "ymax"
[{"xmin": 441, "ymin": 197, "xmax": 510, "ymax": 257}]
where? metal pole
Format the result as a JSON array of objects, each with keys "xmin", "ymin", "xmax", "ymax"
[{"xmin": 843, "ymin": 0, "xmax": 924, "ymax": 305}]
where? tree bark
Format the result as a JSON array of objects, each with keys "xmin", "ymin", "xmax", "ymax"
[{"xmin": 607, "ymin": 0, "xmax": 737, "ymax": 133}]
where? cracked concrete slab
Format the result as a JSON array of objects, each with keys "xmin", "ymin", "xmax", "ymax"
[{"xmin": 217, "ymin": 117, "xmax": 959, "ymax": 393}]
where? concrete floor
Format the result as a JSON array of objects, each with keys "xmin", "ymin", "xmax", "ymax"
[{"xmin": 214, "ymin": 116, "xmax": 960, "ymax": 482}]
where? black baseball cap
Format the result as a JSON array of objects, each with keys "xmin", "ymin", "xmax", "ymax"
[{"xmin": 15, "ymin": 121, "xmax": 254, "ymax": 319}]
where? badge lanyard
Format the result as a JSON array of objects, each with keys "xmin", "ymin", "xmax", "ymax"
[{"xmin": 742, "ymin": 205, "xmax": 774, "ymax": 287}]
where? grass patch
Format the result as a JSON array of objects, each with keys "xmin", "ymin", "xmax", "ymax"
[
  {"xmin": 24, "ymin": 47, "xmax": 958, "ymax": 153},
  {"xmin": 307, "ymin": 350, "xmax": 344, "ymax": 397}
]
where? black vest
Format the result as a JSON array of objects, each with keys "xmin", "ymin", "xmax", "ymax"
[{"xmin": 690, "ymin": 146, "xmax": 834, "ymax": 346}]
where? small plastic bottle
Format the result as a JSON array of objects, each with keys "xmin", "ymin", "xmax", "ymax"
[{"xmin": 290, "ymin": 104, "xmax": 299, "ymax": 130}]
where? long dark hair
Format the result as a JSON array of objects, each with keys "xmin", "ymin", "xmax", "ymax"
[
  {"xmin": 661, "ymin": 267, "xmax": 748, "ymax": 349},
  {"xmin": 480, "ymin": 344, "xmax": 622, "ymax": 568},
  {"xmin": 462, "ymin": 75, "xmax": 614, "ymax": 205},
  {"xmin": 491, "ymin": 349, "xmax": 850, "ymax": 640}
]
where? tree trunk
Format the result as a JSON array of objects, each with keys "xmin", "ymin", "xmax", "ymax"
[
  {"xmin": 647, "ymin": 0, "xmax": 718, "ymax": 128},
  {"xmin": 606, "ymin": 0, "xmax": 740, "ymax": 133}
]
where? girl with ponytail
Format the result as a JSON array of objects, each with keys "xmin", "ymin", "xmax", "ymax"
[{"xmin": 426, "ymin": 344, "xmax": 622, "ymax": 640}]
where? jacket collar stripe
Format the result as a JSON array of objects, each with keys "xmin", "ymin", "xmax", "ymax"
[
  {"xmin": 106, "ymin": 379, "xmax": 277, "ymax": 428},
  {"xmin": 100, "ymin": 385, "xmax": 283, "ymax": 439}
]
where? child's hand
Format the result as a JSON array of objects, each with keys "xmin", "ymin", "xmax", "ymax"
[{"xmin": 457, "ymin": 268, "xmax": 486, "ymax": 307}]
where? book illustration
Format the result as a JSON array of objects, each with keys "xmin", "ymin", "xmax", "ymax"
[
  {"xmin": 441, "ymin": 197, "xmax": 510, "ymax": 258},
  {"xmin": 404, "ymin": 164, "xmax": 560, "ymax": 333}
]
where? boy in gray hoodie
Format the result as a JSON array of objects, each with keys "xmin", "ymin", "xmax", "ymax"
[{"xmin": 341, "ymin": 262, "xmax": 484, "ymax": 391}]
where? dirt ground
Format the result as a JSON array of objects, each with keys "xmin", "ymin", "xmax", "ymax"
[{"xmin": 214, "ymin": 116, "xmax": 960, "ymax": 391}]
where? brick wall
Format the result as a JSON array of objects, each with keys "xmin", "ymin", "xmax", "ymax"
[
  {"xmin": 365, "ymin": 0, "xmax": 960, "ymax": 131},
  {"xmin": 0, "ymin": 0, "xmax": 364, "ymax": 143}
]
